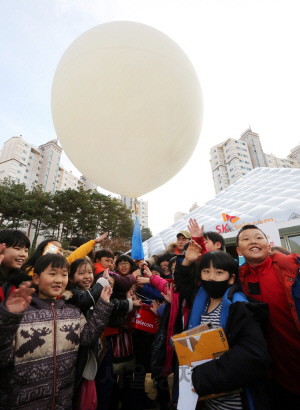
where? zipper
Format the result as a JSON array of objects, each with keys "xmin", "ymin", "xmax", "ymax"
[{"xmin": 51, "ymin": 303, "xmax": 57, "ymax": 410}]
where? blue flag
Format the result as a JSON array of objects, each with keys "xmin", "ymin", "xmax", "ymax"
[{"xmin": 131, "ymin": 214, "xmax": 144, "ymax": 260}]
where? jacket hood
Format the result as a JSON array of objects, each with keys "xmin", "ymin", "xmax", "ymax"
[{"xmin": 165, "ymin": 242, "xmax": 177, "ymax": 253}]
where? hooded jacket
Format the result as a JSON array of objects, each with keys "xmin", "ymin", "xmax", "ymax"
[{"xmin": 0, "ymin": 294, "xmax": 113, "ymax": 410}]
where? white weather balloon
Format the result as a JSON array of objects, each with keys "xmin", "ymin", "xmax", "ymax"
[{"xmin": 51, "ymin": 21, "xmax": 203, "ymax": 198}]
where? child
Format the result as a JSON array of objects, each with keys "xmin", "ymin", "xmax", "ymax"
[
  {"xmin": 0, "ymin": 253, "xmax": 113, "ymax": 410},
  {"xmin": 186, "ymin": 246, "xmax": 270, "ymax": 409},
  {"xmin": 236, "ymin": 225, "xmax": 300, "ymax": 409},
  {"xmin": 188, "ymin": 218, "xmax": 225, "ymax": 252},
  {"xmin": 0, "ymin": 229, "xmax": 31, "ymax": 302},
  {"xmin": 94, "ymin": 249, "xmax": 114, "ymax": 275},
  {"xmin": 157, "ymin": 254, "xmax": 174, "ymax": 279}
]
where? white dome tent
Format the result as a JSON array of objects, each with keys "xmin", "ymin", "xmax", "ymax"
[{"xmin": 143, "ymin": 168, "xmax": 300, "ymax": 258}]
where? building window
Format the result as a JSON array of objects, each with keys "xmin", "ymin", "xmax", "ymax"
[{"xmin": 15, "ymin": 177, "xmax": 20, "ymax": 182}]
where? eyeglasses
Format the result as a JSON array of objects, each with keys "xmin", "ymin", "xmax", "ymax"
[{"xmin": 119, "ymin": 262, "xmax": 130, "ymax": 267}]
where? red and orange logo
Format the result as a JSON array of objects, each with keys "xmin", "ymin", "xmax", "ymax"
[{"xmin": 222, "ymin": 213, "xmax": 240, "ymax": 224}]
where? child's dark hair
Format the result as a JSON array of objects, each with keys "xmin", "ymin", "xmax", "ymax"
[
  {"xmin": 114, "ymin": 250, "xmax": 123, "ymax": 258},
  {"xmin": 0, "ymin": 229, "xmax": 30, "ymax": 249},
  {"xmin": 157, "ymin": 253, "xmax": 175, "ymax": 265},
  {"xmin": 203, "ymin": 231, "xmax": 225, "ymax": 251},
  {"xmin": 115, "ymin": 254, "xmax": 134, "ymax": 271},
  {"xmin": 22, "ymin": 238, "xmax": 57, "ymax": 273},
  {"xmin": 95, "ymin": 249, "xmax": 114, "ymax": 261},
  {"xmin": 34, "ymin": 254, "xmax": 70, "ymax": 276},
  {"xmin": 236, "ymin": 225, "xmax": 267, "ymax": 246},
  {"xmin": 69, "ymin": 258, "xmax": 94, "ymax": 282},
  {"xmin": 199, "ymin": 251, "xmax": 238, "ymax": 279},
  {"xmin": 151, "ymin": 264, "xmax": 164, "ymax": 276}
]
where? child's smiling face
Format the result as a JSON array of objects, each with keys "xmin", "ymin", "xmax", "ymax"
[
  {"xmin": 33, "ymin": 264, "xmax": 68, "ymax": 299},
  {"xmin": 2, "ymin": 245, "xmax": 28, "ymax": 272},
  {"xmin": 237, "ymin": 228, "xmax": 270, "ymax": 266},
  {"xmin": 73, "ymin": 262, "xmax": 94, "ymax": 291}
]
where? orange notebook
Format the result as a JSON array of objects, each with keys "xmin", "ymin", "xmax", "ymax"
[{"xmin": 172, "ymin": 322, "xmax": 229, "ymax": 367}]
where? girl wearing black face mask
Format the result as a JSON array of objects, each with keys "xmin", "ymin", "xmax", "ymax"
[{"xmin": 180, "ymin": 246, "xmax": 272, "ymax": 410}]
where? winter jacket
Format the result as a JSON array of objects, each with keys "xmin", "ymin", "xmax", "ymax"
[
  {"xmin": 239, "ymin": 253, "xmax": 300, "ymax": 331},
  {"xmin": 0, "ymin": 294, "xmax": 113, "ymax": 410},
  {"xmin": 239, "ymin": 253, "xmax": 300, "ymax": 395},
  {"xmin": 190, "ymin": 284, "xmax": 271, "ymax": 410}
]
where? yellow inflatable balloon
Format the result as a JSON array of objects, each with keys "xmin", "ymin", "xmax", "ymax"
[{"xmin": 51, "ymin": 21, "xmax": 203, "ymax": 198}]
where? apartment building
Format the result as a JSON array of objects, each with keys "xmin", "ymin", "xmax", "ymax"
[
  {"xmin": 210, "ymin": 128, "xmax": 299, "ymax": 194},
  {"xmin": 120, "ymin": 195, "xmax": 148, "ymax": 228},
  {"xmin": 0, "ymin": 136, "xmax": 97, "ymax": 193}
]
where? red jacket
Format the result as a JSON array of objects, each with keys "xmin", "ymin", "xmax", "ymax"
[
  {"xmin": 239, "ymin": 253, "xmax": 300, "ymax": 394},
  {"xmin": 239, "ymin": 253, "xmax": 300, "ymax": 332}
]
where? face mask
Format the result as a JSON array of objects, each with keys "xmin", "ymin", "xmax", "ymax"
[{"xmin": 201, "ymin": 279, "xmax": 230, "ymax": 299}]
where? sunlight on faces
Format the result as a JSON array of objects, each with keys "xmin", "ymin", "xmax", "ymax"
[
  {"xmin": 32, "ymin": 265, "xmax": 68, "ymax": 299},
  {"xmin": 72, "ymin": 262, "xmax": 94, "ymax": 291},
  {"xmin": 2, "ymin": 245, "xmax": 28, "ymax": 272},
  {"xmin": 236, "ymin": 228, "xmax": 270, "ymax": 266},
  {"xmin": 201, "ymin": 262, "xmax": 235, "ymax": 285}
]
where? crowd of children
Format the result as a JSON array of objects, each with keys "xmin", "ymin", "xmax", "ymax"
[{"xmin": 0, "ymin": 218, "xmax": 300, "ymax": 410}]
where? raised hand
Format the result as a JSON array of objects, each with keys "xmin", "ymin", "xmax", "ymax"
[
  {"xmin": 94, "ymin": 232, "xmax": 108, "ymax": 243},
  {"xmin": 183, "ymin": 240, "xmax": 202, "ymax": 266},
  {"xmin": 143, "ymin": 265, "xmax": 152, "ymax": 278},
  {"xmin": 102, "ymin": 268, "xmax": 109, "ymax": 280},
  {"xmin": 0, "ymin": 243, "xmax": 6, "ymax": 265},
  {"xmin": 100, "ymin": 285, "xmax": 112, "ymax": 302},
  {"xmin": 161, "ymin": 283, "xmax": 172, "ymax": 304},
  {"xmin": 188, "ymin": 218, "xmax": 204, "ymax": 238},
  {"xmin": 6, "ymin": 282, "xmax": 35, "ymax": 314}
]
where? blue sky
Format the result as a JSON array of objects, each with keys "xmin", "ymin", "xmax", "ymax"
[{"xmin": 1, "ymin": 0, "xmax": 300, "ymax": 234}]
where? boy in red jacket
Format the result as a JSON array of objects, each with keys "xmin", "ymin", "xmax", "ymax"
[{"xmin": 236, "ymin": 225, "xmax": 300, "ymax": 409}]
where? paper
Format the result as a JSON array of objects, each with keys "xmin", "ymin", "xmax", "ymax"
[{"xmin": 177, "ymin": 365, "xmax": 199, "ymax": 410}]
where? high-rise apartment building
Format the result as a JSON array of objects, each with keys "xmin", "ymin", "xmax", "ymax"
[
  {"xmin": 0, "ymin": 135, "xmax": 97, "ymax": 192},
  {"xmin": 210, "ymin": 128, "xmax": 299, "ymax": 194},
  {"xmin": 288, "ymin": 144, "xmax": 300, "ymax": 165},
  {"xmin": 120, "ymin": 195, "xmax": 148, "ymax": 229}
]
